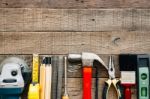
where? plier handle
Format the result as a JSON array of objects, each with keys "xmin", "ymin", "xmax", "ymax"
[
  {"xmin": 102, "ymin": 79, "xmax": 122, "ymax": 99},
  {"xmin": 102, "ymin": 56, "xmax": 122, "ymax": 99}
]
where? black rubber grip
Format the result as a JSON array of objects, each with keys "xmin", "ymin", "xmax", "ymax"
[
  {"xmin": 95, "ymin": 67, "xmax": 99, "ymax": 99},
  {"xmin": 102, "ymin": 82, "xmax": 109, "ymax": 99},
  {"xmin": 116, "ymin": 81, "xmax": 123, "ymax": 99},
  {"xmin": 102, "ymin": 81, "xmax": 123, "ymax": 99}
]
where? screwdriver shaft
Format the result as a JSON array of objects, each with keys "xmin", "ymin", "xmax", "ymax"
[{"xmin": 62, "ymin": 56, "xmax": 69, "ymax": 99}]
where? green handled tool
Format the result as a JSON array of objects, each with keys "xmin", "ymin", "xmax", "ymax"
[{"xmin": 137, "ymin": 55, "xmax": 150, "ymax": 99}]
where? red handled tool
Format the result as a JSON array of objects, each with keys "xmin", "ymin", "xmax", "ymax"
[
  {"xmin": 119, "ymin": 54, "xmax": 137, "ymax": 99},
  {"xmin": 123, "ymin": 84, "xmax": 134, "ymax": 99},
  {"xmin": 68, "ymin": 52, "xmax": 108, "ymax": 99},
  {"xmin": 83, "ymin": 67, "xmax": 92, "ymax": 99}
]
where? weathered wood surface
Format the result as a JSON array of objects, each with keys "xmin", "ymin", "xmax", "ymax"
[
  {"xmin": 0, "ymin": 0, "xmax": 150, "ymax": 8},
  {"xmin": 0, "ymin": 32, "xmax": 150, "ymax": 54},
  {"xmin": 0, "ymin": 8, "xmax": 150, "ymax": 32}
]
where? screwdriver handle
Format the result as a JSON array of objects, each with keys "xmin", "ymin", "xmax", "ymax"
[
  {"xmin": 62, "ymin": 95, "xmax": 70, "ymax": 99},
  {"xmin": 83, "ymin": 67, "xmax": 92, "ymax": 99}
]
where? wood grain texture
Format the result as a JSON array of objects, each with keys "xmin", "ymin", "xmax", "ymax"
[
  {"xmin": 0, "ymin": 8, "xmax": 150, "ymax": 32},
  {"xmin": 0, "ymin": 0, "xmax": 150, "ymax": 8},
  {"xmin": 0, "ymin": 32, "xmax": 150, "ymax": 54}
]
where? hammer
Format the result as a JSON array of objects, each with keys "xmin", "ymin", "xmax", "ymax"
[{"xmin": 68, "ymin": 52, "xmax": 108, "ymax": 99}]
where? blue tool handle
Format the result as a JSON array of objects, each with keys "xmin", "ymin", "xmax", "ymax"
[{"xmin": 1, "ymin": 95, "xmax": 20, "ymax": 99}]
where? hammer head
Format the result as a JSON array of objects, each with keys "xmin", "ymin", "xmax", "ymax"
[{"xmin": 68, "ymin": 52, "xmax": 107, "ymax": 69}]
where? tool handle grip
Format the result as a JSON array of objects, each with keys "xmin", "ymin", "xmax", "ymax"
[
  {"xmin": 124, "ymin": 86, "xmax": 131, "ymax": 99},
  {"xmin": 62, "ymin": 96, "xmax": 69, "ymax": 99},
  {"xmin": 102, "ymin": 82, "xmax": 109, "ymax": 99},
  {"xmin": 45, "ymin": 66, "xmax": 52, "ymax": 99},
  {"xmin": 40, "ymin": 64, "xmax": 46, "ymax": 99},
  {"xmin": 102, "ymin": 80, "xmax": 123, "ymax": 99},
  {"xmin": 83, "ymin": 67, "xmax": 92, "ymax": 99},
  {"xmin": 115, "ymin": 81, "xmax": 123, "ymax": 99}
]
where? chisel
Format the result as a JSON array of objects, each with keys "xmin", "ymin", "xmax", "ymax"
[
  {"xmin": 40, "ymin": 59, "xmax": 46, "ymax": 99},
  {"xmin": 44, "ymin": 57, "xmax": 52, "ymax": 99},
  {"xmin": 62, "ymin": 56, "xmax": 69, "ymax": 99}
]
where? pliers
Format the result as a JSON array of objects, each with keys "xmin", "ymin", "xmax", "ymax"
[{"xmin": 102, "ymin": 56, "xmax": 122, "ymax": 99}]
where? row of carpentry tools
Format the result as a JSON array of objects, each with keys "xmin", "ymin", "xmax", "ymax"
[{"xmin": 0, "ymin": 52, "xmax": 149, "ymax": 99}]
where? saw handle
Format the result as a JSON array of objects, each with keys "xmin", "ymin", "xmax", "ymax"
[{"xmin": 83, "ymin": 67, "xmax": 92, "ymax": 99}]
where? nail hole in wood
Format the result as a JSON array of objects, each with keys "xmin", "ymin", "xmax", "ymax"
[
  {"xmin": 81, "ymin": 0, "xmax": 84, "ymax": 3},
  {"xmin": 3, "ymin": 3, "xmax": 8, "ymax": 5},
  {"xmin": 91, "ymin": 19, "xmax": 95, "ymax": 21}
]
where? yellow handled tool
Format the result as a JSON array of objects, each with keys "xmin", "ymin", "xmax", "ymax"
[
  {"xmin": 28, "ymin": 84, "xmax": 40, "ymax": 99},
  {"xmin": 62, "ymin": 56, "xmax": 70, "ymax": 99},
  {"xmin": 28, "ymin": 54, "xmax": 40, "ymax": 99},
  {"xmin": 40, "ymin": 63, "xmax": 46, "ymax": 99},
  {"xmin": 43, "ymin": 57, "xmax": 52, "ymax": 99}
]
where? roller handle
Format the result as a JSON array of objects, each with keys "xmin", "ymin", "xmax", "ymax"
[
  {"xmin": 124, "ymin": 85, "xmax": 132, "ymax": 99},
  {"xmin": 83, "ymin": 67, "xmax": 92, "ymax": 99}
]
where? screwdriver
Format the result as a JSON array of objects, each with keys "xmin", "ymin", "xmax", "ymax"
[{"xmin": 62, "ymin": 56, "xmax": 70, "ymax": 99}]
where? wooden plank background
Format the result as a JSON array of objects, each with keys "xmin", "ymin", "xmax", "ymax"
[
  {"xmin": 0, "ymin": 0, "xmax": 150, "ymax": 99},
  {"xmin": 0, "ymin": 0, "xmax": 150, "ymax": 8},
  {"xmin": 0, "ymin": 32, "xmax": 150, "ymax": 54},
  {"xmin": 0, "ymin": 8, "xmax": 150, "ymax": 32}
]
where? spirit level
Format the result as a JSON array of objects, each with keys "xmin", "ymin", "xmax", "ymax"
[{"xmin": 137, "ymin": 55, "xmax": 150, "ymax": 99}]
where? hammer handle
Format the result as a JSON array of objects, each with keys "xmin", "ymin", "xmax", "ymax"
[{"xmin": 83, "ymin": 67, "xmax": 92, "ymax": 99}]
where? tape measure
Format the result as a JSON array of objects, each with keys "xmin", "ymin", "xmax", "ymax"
[
  {"xmin": 32, "ymin": 54, "xmax": 39, "ymax": 82},
  {"xmin": 28, "ymin": 54, "xmax": 40, "ymax": 99},
  {"xmin": 28, "ymin": 84, "xmax": 40, "ymax": 99}
]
